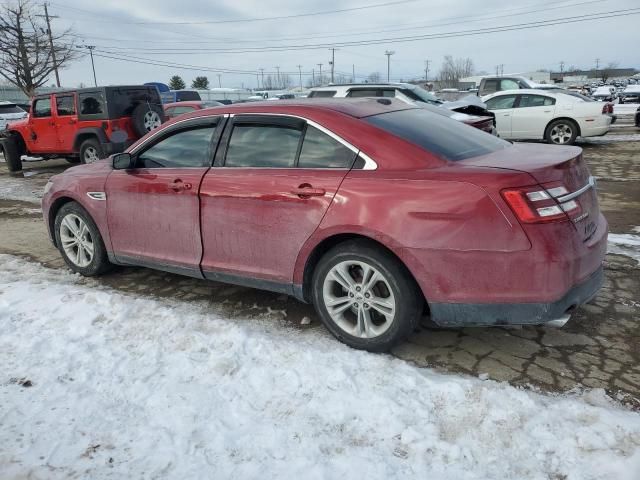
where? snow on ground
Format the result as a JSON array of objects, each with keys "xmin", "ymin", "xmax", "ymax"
[
  {"xmin": 608, "ymin": 233, "xmax": 640, "ymax": 265},
  {"xmin": 614, "ymin": 104, "xmax": 640, "ymax": 115},
  {"xmin": 578, "ymin": 133, "xmax": 640, "ymax": 144},
  {"xmin": 1, "ymin": 255, "xmax": 640, "ymax": 479},
  {"xmin": 0, "ymin": 174, "xmax": 43, "ymax": 203}
]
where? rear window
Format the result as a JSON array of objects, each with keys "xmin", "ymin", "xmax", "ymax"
[
  {"xmin": 365, "ymin": 108, "xmax": 510, "ymax": 162},
  {"xmin": 175, "ymin": 91, "xmax": 201, "ymax": 101},
  {"xmin": 308, "ymin": 90, "xmax": 337, "ymax": 98},
  {"xmin": 108, "ymin": 87, "xmax": 161, "ymax": 118},
  {"xmin": 0, "ymin": 104, "xmax": 24, "ymax": 114}
]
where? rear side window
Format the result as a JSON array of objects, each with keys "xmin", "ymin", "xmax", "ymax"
[
  {"xmin": 137, "ymin": 126, "xmax": 215, "ymax": 168},
  {"xmin": 33, "ymin": 98, "xmax": 52, "ymax": 117},
  {"xmin": 485, "ymin": 95, "xmax": 517, "ymax": 110},
  {"xmin": 175, "ymin": 91, "xmax": 201, "ymax": 101},
  {"xmin": 56, "ymin": 95, "xmax": 76, "ymax": 116},
  {"xmin": 172, "ymin": 106, "xmax": 197, "ymax": 115},
  {"xmin": 79, "ymin": 92, "xmax": 105, "ymax": 115},
  {"xmin": 308, "ymin": 90, "xmax": 336, "ymax": 98},
  {"xmin": 518, "ymin": 95, "xmax": 555, "ymax": 108},
  {"xmin": 0, "ymin": 104, "xmax": 24, "ymax": 114},
  {"xmin": 225, "ymin": 125, "xmax": 302, "ymax": 168},
  {"xmin": 365, "ymin": 108, "xmax": 510, "ymax": 162},
  {"xmin": 347, "ymin": 89, "xmax": 378, "ymax": 98},
  {"xmin": 108, "ymin": 88, "xmax": 161, "ymax": 118},
  {"xmin": 298, "ymin": 126, "xmax": 356, "ymax": 168}
]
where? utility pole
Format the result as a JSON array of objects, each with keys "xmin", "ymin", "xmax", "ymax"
[
  {"xmin": 296, "ymin": 65, "xmax": 303, "ymax": 91},
  {"xmin": 384, "ymin": 50, "xmax": 395, "ymax": 82},
  {"xmin": 424, "ymin": 59, "xmax": 431, "ymax": 82},
  {"xmin": 217, "ymin": 74, "xmax": 222, "ymax": 88},
  {"xmin": 259, "ymin": 68, "xmax": 264, "ymax": 89},
  {"xmin": 352, "ymin": 64, "xmax": 355, "ymax": 83},
  {"xmin": 329, "ymin": 48, "xmax": 337, "ymax": 83},
  {"xmin": 312, "ymin": 68, "xmax": 315, "ymax": 87},
  {"xmin": 77, "ymin": 45, "xmax": 97, "ymax": 86},
  {"xmin": 595, "ymin": 58, "xmax": 600, "ymax": 79},
  {"xmin": 500, "ymin": 64, "xmax": 504, "ymax": 76},
  {"xmin": 559, "ymin": 61, "xmax": 565, "ymax": 73},
  {"xmin": 256, "ymin": 73, "xmax": 259, "ymax": 89},
  {"xmin": 275, "ymin": 66, "xmax": 281, "ymax": 89},
  {"xmin": 37, "ymin": 3, "xmax": 61, "ymax": 87},
  {"xmin": 317, "ymin": 63, "xmax": 323, "ymax": 85}
]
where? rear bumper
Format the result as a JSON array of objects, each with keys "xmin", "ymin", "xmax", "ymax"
[{"xmin": 429, "ymin": 265, "xmax": 604, "ymax": 327}]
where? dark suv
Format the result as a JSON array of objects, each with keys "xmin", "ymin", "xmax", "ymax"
[{"xmin": 0, "ymin": 85, "xmax": 165, "ymax": 172}]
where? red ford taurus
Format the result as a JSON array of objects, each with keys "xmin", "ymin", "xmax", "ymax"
[{"xmin": 42, "ymin": 99, "xmax": 607, "ymax": 351}]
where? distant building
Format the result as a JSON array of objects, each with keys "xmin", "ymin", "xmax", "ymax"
[{"xmin": 550, "ymin": 68, "xmax": 638, "ymax": 83}]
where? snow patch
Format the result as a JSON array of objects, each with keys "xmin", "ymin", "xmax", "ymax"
[
  {"xmin": 608, "ymin": 233, "xmax": 640, "ymax": 265},
  {"xmin": 0, "ymin": 175, "xmax": 43, "ymax": 202},
  {"xmin": 1, "ymin": 255, "xmax": 639, "ymax": 479}
]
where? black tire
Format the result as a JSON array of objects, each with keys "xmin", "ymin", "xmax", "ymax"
[
  {"xmin": 131, "ymin": 103, "xmax": 165, "ymax": 137},
  {"xmin": 54, "ymin": 202, "xmax": 112, "ymax": 276},
  {"xmin": 79, "ymin": 138, "xmax": 104, "ymax": 164},
  {"xmin": 2, "ymin": 135, "xmax": 23, "ymax": 172},
  {"xmin": 311, "ymin": 240, "xmax": 423, "ymax": 352},
  {"xmin": 65, "ymin": 157, "xmax": 81, "ymax": 164},
  {"xmin": 545, "ymin": 119, "xmax": 578, "ymax": 145}
]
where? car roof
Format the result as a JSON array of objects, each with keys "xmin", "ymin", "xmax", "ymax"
[
  {"xmin": 33, "ymin": 85, "xmax": 159, "ymax": 98},
  {"xmin": 310, "ymin": 82, "xmax": 415, "ymax": 91},
  {"xmin": 182, "ymin": 98, "xmax": 415, "ymax": 119}
]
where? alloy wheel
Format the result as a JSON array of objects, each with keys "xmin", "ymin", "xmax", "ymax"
[
  {"xmin": 550, "ymin": 124, "xmax": 573, "ymax": 144},
  {"xmin": 143, "ymin": 111, "xmax": 162, "ymax": 131},
  {"xmin": 322, "ymin": 260, "xmax": 396, "ymax": 339},
  {"xmin": 59, "ymin": 214, "xmax": 94, "ymax": 267},
  {"xmin": 84, "ymin": 146, "xmax": 99, "ymax": 163}
]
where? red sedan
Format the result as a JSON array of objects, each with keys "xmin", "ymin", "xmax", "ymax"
[
  {"xmin": 163, "ymin": 100, "xmax": 223, "ymax": 120},
  {"xmin": 42, "ymin": 99, "xmax": 607, "ymax": 352}
]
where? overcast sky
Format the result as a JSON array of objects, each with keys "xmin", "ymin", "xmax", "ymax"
[{"xmin": 42, "ymin": 0, "xmax": 639, "ymax": 89}]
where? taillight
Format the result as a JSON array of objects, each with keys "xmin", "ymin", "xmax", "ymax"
[
  {"xmin": 501, "ymin": 184, "xmax": 580, "ymax": 224},
  {"xmin": 602, "ymin": 103, "xmax": 614, "ymax": 114}
]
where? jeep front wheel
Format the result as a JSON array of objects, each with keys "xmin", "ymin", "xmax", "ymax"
[
  {"xmin": 1, "ymin": 135, "xmax": 23, "ymax": 172},
  {"xmin": 80, "ymin": 138, "xmax": 104, "ymax": 164}
]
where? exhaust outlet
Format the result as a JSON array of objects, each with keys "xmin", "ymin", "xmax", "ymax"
[{"xmin": 546, "ymin": 314, "xmax": 571, "ymax": 328}]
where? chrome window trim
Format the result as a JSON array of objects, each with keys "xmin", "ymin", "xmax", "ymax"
[
  {"xmin": 556, "ymin": 176, "xmax": 596, "ymax": 203},
  {"xmin": 227, "ymin": 112, "xmax": 378, "ymax": 170}
]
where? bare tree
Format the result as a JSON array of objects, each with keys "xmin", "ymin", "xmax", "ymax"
[
  {"xmin": 0, "ymin": 1, "xmax": 78, "ymax": 96},
  {"xmin": 601, "ymin": 62, "xmax": 619, "ymax": 82},
  {"xmin": 367, "ymin": 72, "xmax": 381, "ymax": 83},
  {"xmin": 437, "ymin": 55, "xmax": 474, "ymax": 89},
  {"xmin": 280, "ymin": 73, "xmax": 292, "ymax": 89}
]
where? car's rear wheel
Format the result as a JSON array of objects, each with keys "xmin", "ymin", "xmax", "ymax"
[
  {"xmin": 54, "ymin": 202, "xmax": 112, "ymax": 276},
  {"xmin": 545, "ymin": 119, "xmax": 578, "ymax": 145},
  {"xmin": 1, "ymin": 135, "xmax": 23, "ymax": 172},
  {"xmin": 311, "ymin": 240, "xmax": 422, "ymax": 352},
  {"xmin": 80, "ymin": 138, "xmax": 104, "ymax": 164},
  {"xmin": 131, "ymin": 103, "xmax": 164, "ymax": 137}
]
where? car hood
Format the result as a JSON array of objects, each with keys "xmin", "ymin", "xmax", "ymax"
[
  {"xmin": 63, "ymin": 158, "xmax": 112, "ymax": 177},
  {"xmin": 4, "ymin": 116, "xmax": 29, "ymax": 129}
]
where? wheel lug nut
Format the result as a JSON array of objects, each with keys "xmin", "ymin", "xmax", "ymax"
[
  {"xmin": 364, "ymin": 293, "xmax": 370, "ymax": 298},
  {"xmin": 356, "ymin": 286, "xmax": 361, "ymax": 292},
  {"xmin": 364, "ymin": 303, "xmax": 369, "ymax": 309},
  {"xmin": 349, "ymin": 292, "xmax": 354, "ymax": 297}
]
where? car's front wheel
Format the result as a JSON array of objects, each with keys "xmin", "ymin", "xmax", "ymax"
[
  {"xmin": 311, "ymin": 240, "xmax": 422, "ymax": 352},
  {"xmin": 54, "ymin": 202, "xmax": 112, "ymax": 276}
]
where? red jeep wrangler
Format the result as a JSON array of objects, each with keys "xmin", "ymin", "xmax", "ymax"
[{"xmin": 1, "ymin": 85, "xmax": 165, "ymax": 172}]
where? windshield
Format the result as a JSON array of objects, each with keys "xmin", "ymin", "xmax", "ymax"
[
  {"xmin": 400, "ymin": 86, "xmax": 443, "ymax": 105},
  {"xmin": 365, "ymin": 108, "xmax": 510, "ymax": 162}
]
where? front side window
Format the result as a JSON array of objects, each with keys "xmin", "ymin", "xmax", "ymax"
[
  {"xmin": 298, "ymin": 126, "xmax": 356, "ymax": 168},
  {"xmin": 485, "ymin": 95, "xmax": 517, "ymax": 110},
  {"xmin": 518, "ymin": 95, "xmax": 555, "ymax": 108},
  {"xmin": 137, "ymin": 126, "xmax": 215, "ymax": 168},
  {"xmin": 225, "ymin": 124, "xmax": 302, "ymax": 168},
  {"xmin": 56, "ymin": 95, "xmax": 76, "ymax": 116},
  {"xmin": 33, "ymin": 98, "xmax": 52, "ymax": 117},
  {"xmin": 79, "ymin": 92, "xmax": 105, "ymax": 115},
  {"xmin": 365, "ymin": 108, "xmax": 510, "ymax": 162}
]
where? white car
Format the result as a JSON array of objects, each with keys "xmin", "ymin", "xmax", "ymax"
[
  {"xmin": 481, "ymin": 89, "xmax": 612, "ymax": 145},
  {"xmin": 0, "ymin": 101, "xmax": 28, "ymax": 130}
]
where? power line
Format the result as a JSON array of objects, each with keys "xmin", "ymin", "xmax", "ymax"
[
  {"xmin": 51, "ymin": 0, "xmax": 418, "ymax": 25},
  {"xmin": 84, "ymin": 8, "xmax": 640, "ymax": 55}
]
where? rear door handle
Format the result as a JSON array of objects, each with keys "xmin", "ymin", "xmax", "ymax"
[
  {"xmin": 169, "ymin": 179, "xmax": 192, "ymax": 192},
  {"xmin": 291, "ymin": 185, "xmax": 326, "ymax": 198}
]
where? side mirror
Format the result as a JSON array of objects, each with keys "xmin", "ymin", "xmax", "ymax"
[{"xmin": 112, "ymin": 152, "xmax": 133, "ymax": 170}]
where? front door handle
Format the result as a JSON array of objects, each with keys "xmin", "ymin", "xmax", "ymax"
[
  {"xmin": 291, "ymin": 184, "xmax": 326, "ymax": 198},
  {"xmin": 169, "ymin": 179, "xmax": 193, "ymax": 192}
]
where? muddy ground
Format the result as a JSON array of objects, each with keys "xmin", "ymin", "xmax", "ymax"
[{"xmin": 1, "ymin": 126, "xmax": 639, "ymax": 406}]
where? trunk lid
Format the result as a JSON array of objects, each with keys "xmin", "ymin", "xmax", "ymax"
[{"xmin": 462, "ymin": 143, "xmax": 601, "ymax": 241}]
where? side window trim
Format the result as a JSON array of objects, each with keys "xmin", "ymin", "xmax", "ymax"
[{"xmin": 214, "ymin": 113, "xmax": 377, "ymax": 170}]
